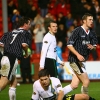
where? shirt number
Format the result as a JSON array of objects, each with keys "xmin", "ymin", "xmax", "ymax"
[{"xmin": 10, "ymin": 34, "xmax": 18, "ymax": 44}]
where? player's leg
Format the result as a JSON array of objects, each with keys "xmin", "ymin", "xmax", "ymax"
[
  {"xmin": 9, "ymin": 59, "xmax": 18, "ymax": 100},
  {"xmin": 9, "ymin": 76, "xmax": 17, "ymax": 100},
  {"xmin": 79, "ymin": 73, "xmax": 90, "ymax": 94},
  {"xmin": 70, "ymin": 74, "xmax": 80, "ymax": 89},
  {"xmin": 63, "ymin": 74, "xmax": 80, "ymax": 95},
  {"xmin": 0, "ymin": 76, "xmax": 10, "ymax": 91},
  {"xmin": 0, "ymin": 56, "xmax": 11, "ymax": 91},
  {"xmin": 74, "ymin": 94, "xmax": 89, "ymax": 100},
  {"xmin": 70, "ymin": 62, "xmax": 90, "ymax": 94},
  {"xmin": 74, "ymin": 94, "xmax": 95, "ymax": 100}
]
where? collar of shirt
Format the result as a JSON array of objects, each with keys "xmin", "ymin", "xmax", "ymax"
[{"xmin": 81, "ymin": 26, "xmax": 90, "ymax": 35}]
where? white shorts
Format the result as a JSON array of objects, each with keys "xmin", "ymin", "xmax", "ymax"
[
  {"xmin": 70, "ymin": 62, "xmax": 86, "ymax": 75},
  {"xmin": 1, "ymin": 56, "xmax": 18, "ymax": 81}
]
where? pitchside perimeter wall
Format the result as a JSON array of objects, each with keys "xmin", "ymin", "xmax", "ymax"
[{"xmin": 16, "ymin": 61, "xmax": 100, "ymax": 81}]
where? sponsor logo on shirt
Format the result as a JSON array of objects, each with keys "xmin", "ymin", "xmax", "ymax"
[
  {"xmin": 44, "ymin": 41, "xmax": 48, "ymax": 43},
  {"xmin": 82, "ymin": 40, "xmax": 90, "ymax": 45}
]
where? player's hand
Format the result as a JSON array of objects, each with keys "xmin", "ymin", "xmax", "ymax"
[
  {"xmin": 24, "ymin": 53, "xmax": 29, "ymax": 58},
  {"xmin": 60, "ymin": 62, "xmax": 65, "ymax": 67},
  {"xmin": 0, "ymin": 43, "xmax": 4, "ymax": 47},
  {"xmin": 39, "ymin": 67, "xmax": 44, "ymax": 71},
  {"xmin": 77, "ymin": 54, "xmax": 85, "ymax": 61},
  {"xmin": 87, "ymin": 44, "xmax": 94, "ymax": 50}
]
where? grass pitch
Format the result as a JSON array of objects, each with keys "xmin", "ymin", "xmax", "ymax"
[{"xmin": 0, "ymin": 82, "xmax": 99, "ymax": 100}]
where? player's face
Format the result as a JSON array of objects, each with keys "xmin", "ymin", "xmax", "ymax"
[
  {"xmin": 48, "ymin": 23, "xmax": 58, "ymax": 34},
  {"xmin": 25, "ymin": 20, "xmax": 31, "ymax": 30},
  {"xmin": 40, "ymin": 76, "xmax": 50, "ymax": 87},
  {"xmin": 85, "ymin": 16, "xmax": 93, "ymax": 28}
]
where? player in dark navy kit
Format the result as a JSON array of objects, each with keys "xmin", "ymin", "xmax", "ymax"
[
  {"xmin": 67, "ymin": 13, "xmax": 98, "ymax": 94},
  {"xmin": 0, "ymin": 17, "xmax": 31, "ymax": 100}
]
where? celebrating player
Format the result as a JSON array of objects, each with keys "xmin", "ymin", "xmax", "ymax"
[
  {"xmin": 0, "ymin": 17, "xmax": 31, "ymax": 100},
  {"xmin": 67, "ymin": 13, "xmax": 98, "ymax": 94}
]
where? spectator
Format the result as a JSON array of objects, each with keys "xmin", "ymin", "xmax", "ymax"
[
  {"xmin": 12, "ymin": 16, "xmax": 20, "ymax": 30},
  {"xmin": 56, "ymin": 0, "xmax": 70, "ymax": 17},
  {"xmin": 65, "ymin": 13, "xmax": 74, "ymax": 29},
  {"xmin": 7, "ymin": 0, "xmax": 17, "ymax": 18},
  {"xmin": 38, "ymin": 0, "xmax": 50, "ymax": 17},
  {"xmin": 33, "ymin": 24, "xmax": 46, "ymax": 53},
  {"xmin": 27, "ymin": 5, "xmax": 38, "ymax": 20},
  {"xmin": 66, "ymin": 25, "xmax": 75, "ymax": 40},
  {"xmin": 33, "ymin": 13, "xmax": 44, "ymax": 26},
  {"xmin": 20, "ymin": 48, "xmax": 33, "ymax": 84},
  {"xmin": 56, "ymin": 41, "xmax": 64, "ymax": 81},
  {"xmin": 56, "ymin": 12, "xmax": 66, "ymax": 28},
  {"xmin": 11, "ymin": 9, "xmax": 21, "ymax": 23},
  {"xmin": 48, "ymin": 0, "xmax": 58, "ymax": 17},
  {"xmin": 56, "ymin": 24, "xmax": 66, "ymax": 52},
  {"xmin": 95, "ymin": 12, "xmax": 100, "ymax": 53}
]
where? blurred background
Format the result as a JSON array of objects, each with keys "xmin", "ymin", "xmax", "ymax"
[{"xmin": 0, "ymin": 0, "xmax": 100, "ymax": 82}]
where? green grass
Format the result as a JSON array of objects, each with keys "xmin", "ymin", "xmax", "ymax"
[{"xmin": 0, "ymin": 82, "xmax": 99, "ymax": 100}]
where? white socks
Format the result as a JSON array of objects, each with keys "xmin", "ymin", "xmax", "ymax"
[
  {"xmin": 63, "ymin": 85, "xmax": 73, "ymax": 95},
  {"xmin": 81, "ymin": 86, "xmax": 88, "ymax": 94},
  {"xmin": 9, "ymin": 87, "xmax": 16, "ymax": 100}
]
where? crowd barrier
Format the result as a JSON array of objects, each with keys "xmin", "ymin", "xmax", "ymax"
[{"xmin": 16, "ymin": 61, "xmax": 100, "ymax": 81}]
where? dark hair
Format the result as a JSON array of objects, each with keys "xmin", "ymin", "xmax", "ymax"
[
  {"xmin": 48, "ymin": 20, "xmax": 57, "ymax": 27},
  {"xmin": 18, "ymin": 17, "xmax": 30, "ymax": 27},
  {"xmin": 82, "ymin": 13, "xmax": 93, "ymax": 20},
  {"xmin": 38, "ymin": 69, "xmax": 50, "ymax": 78}
]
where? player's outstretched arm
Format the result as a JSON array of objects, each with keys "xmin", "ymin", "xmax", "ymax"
[{"xmin": 57, "ymin": 90, "xmax": 64, "ymax": 100}]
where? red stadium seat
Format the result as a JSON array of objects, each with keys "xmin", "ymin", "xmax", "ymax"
[
  {"xmin": 0, "ymin": 10, "xmax": 2, "ymax": 15},
  {"xmin": 96, "ymin": 44, "xmax": 100, "ymax": 60},
  {"xmin": 0, "ymin": 16, "xmax": 2, "ymax": 22},
  {"xmin": 0, "ymin": 31, "xmax": 3, "ymax": 38},
  {"xmin": 31, "ymin": 53, "xmax": 40, "ymax": 63},
  {"xmin": 62, "ymin": 53, "xmax": 68, "ymax": 61},
  {"xmin": 88, "ymin": 54, "xmax": 93, "ymax": 61},
  {"xmin": 0, "ymin": 2, "xmax": 2, "ymax": 9}
]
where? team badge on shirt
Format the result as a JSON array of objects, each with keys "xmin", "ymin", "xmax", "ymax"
[
  {"xmin": 33, "ymin": 92, "xmax": 36, "ymax": 95},
  {"xmin": 56, "ymin": 84, "xmax": 61, "ymax": 88},
  {"xmin": 44, "ymin": 41, "xmax": 48, "ymax": 43}
]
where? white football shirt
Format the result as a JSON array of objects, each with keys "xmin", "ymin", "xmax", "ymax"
[
  {"xmin": 31, "ymin": 77, "xmax": 63, "ymax": 100},
  {"xmin": 40, "ymin": 32, "xmax": 62, "ymax": 68}
]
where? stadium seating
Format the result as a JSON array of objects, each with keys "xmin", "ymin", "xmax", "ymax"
[
  {"xmin": 96, "ymin": 44, "xmax": 100, "ymax": 60},
  {"xmin": 31, "ymin": 53, "xmax": 40, "ymax": 63},
  {"xmin": 30, "ymin": 53, "xmax": 40, "ymax": 80},
  {"xmin": 0, "ymin": 0, "xmax": 3, "ymax": 38}
]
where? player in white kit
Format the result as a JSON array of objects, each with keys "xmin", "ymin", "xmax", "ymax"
[{"xmin": 31, "ymin": 69, "xmax": 95, "ymax": 100}]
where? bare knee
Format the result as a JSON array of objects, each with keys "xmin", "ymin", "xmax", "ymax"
[
  {"xmin": 0, "ymin": 76, "xmax": 9, "ymax": 91},
  {"xmin": 0, "ymin": 82, "xmax": 7, "ymax": 90},
  {"xmin": 82, "ymin": 94, "xmax": 89, "ymax": 100},
  {"xmin": 70, "ymin": 83, "xmax": 78, "ymax": 89},
  {"xmin": 71, "ymin": 74, "xmax": 80, "ymax": 89}
]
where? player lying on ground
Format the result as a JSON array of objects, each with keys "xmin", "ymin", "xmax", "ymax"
[{"xmin": 31, "ymin": 69, "xmax": 95, "ymax": 100}]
